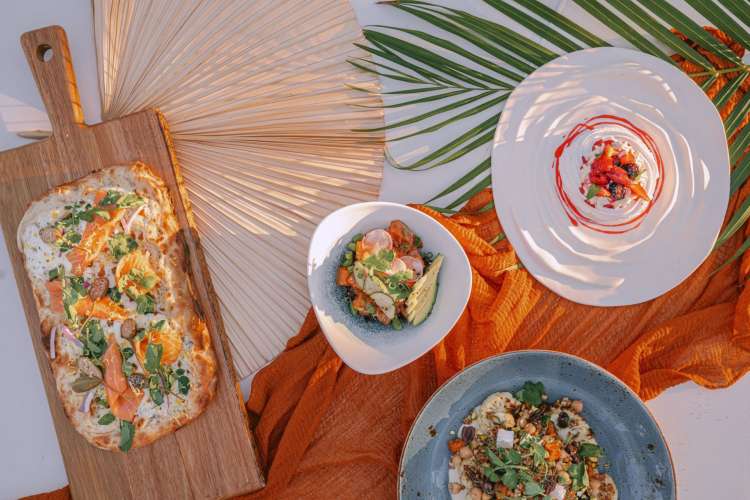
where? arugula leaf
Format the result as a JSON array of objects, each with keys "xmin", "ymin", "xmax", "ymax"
[
  {"xmin": 485, "ymin": 447, "xmax": 504, "ymax": 468},
  {"xmin": 119, "ymin": 420, "xmax": 135, "ymax": 452},
  {"xmin": 81, "ymin": 321, "xmax": 107, "ymax": 360},
  {"xmin": 135, "ymin": 294, "xmax": 156, "ymax": 314},
  {"xmin": 145, "ymin": 343, "xmax": 163, "ymax": 372},
  {"xmin": 48, "ymin": 265, "xmax": 63, "ymax": 281},
  {"xmin": 150, "ymin": 387, "xmax": 164, "ymax": 406},
  {"xmin": 586, "ymin": 183, "xmax": 602, "ymax": 200},
  {"xmin": 99, "ymin": 190, "xmax": 121, "ymax": 206},
  {"xmin": 97, "ymin": 413, "xmax": 115, "ymax": 425},
  {"xmin": 501, "ymin": 469, "xmax": 518, "ymax": 489},
  {"xmin": 524, "ymin": 480, "xmax": 544, "ymax": 496},
  {"xmin": 108, "ymin": 287, "xmax": 122, "ymax": 303},
  {"xmin": 482, "ymin": 466, "xmax": 500, "ymax": 482},
  {"xmin": 579, "ymin": 442, "xmax": 603, "ymax": 458},
  {"xmin": 178, "ymin": 375, "xmax": 190, "ymax": 395},
  {"xmin": 505, "ymin": 448, "xmax": 522, "ymax": 465},
  {"xmin": 109, "ymin": 233, "xmax": 138, "ymax": 260},
  {"xmin": 515, "ymin": 381, "xmax": 545, "ymax": 406},
  {"xmin": 568, "ymin": 462, "xmax": 589, "ymax": 491}
]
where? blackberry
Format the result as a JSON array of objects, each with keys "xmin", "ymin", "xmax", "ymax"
[
  {"xmin": 621, "ymin": 162, "xmax": 639, "ymax": 179},
  {"xmin": 608, "ymin": 181, "xmax": 626, "ymax": 200}
]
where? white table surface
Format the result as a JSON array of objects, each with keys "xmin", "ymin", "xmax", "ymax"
[{"xmin": 1, "ymin": 1, "xmax": 748, "ymax": 498}]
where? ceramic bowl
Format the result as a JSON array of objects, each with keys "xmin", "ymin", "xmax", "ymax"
[
  {"xmin": 399, "ymin": 350, "xmax": 676, "ymax": 499},
  {"xmin": 307, "ymin": 202, "xmax": 471, "ymax": 374}
]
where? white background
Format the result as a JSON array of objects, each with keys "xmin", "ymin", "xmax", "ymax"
[{"xmin": 0, "ymin": 1, "xmax": 748, "ymax": 498}]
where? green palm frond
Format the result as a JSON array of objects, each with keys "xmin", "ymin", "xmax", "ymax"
[{"xmin": 351, "ymin": 0, "xmax": 750, "ymax": 265}]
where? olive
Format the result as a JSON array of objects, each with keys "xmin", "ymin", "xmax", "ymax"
[
  {"xmin": 557, "ymin": 411, "xmax": 570, "ymax": 428},
  {"xmin": 128, "ymin": 373, "xmax": 146, "ymax": 390},
  {"xmin": 461, "ymin": 425, "xmax": 476, "ymax": 443},
  {"xmin": 120, "ymin": 318, "xmax": 137, "ymax": 339},
  {"xmin": 88, "ymin": 277, "xmax": 109, "ymax": 300},
  {"xmin": 39, "ymin": 226, "xmax": 59, "ymax": 245}
]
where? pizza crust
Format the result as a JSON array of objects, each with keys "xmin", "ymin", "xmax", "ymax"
[{"xmin": 17, "ymin": 162, "xmax": 217, "ymax": 451}]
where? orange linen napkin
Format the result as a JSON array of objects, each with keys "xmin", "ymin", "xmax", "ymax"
[{"xmin": 23, "ymin": 28, "xmax": 750, "ymax": 500}]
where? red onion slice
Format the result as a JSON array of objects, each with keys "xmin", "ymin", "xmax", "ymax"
[
  {"xmin": 61, "ymin": 326, "xmax": 84, "ymax": 348},
  {"xmin": 49, "ymin": 326, "xmax": 58, "ymax": 360},
  {"xmin": 79, "ymin": 389, "xmax": 95, "ymax": 413}
]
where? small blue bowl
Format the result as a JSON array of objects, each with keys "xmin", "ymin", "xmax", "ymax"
[{"xmin": 399, "ymin": 350, "xmax": 675, "ymax": 499}]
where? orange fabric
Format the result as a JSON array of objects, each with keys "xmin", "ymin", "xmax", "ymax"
[{"xmin": 22, "ymin": 27, "xmax": 750, "ymax": 500}]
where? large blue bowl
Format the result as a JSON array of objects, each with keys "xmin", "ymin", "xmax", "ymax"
[{"xmin": 399, "ymin": 351, "xmax": 675, "ymax": 499}]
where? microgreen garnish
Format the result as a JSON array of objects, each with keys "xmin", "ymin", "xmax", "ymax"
[{"xmin": 119, "ymin": 420, "xmax": 135, "ymax": 452}]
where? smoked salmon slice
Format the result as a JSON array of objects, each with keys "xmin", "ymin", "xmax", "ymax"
[
  {"xmin": 103, "ymin": 341, "xmax": 143, "ymax": 422},
  {"xmin": 66, "ymin": 217, "xmax": 121, "ymax": 275},
  {"xmin": 46, "ymin": 280, "xmax": 64, "ymax": 313}
]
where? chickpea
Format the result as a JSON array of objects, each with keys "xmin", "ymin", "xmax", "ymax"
[
  {"xmin": 517, "ymin": 416, "xmax": 527, "ymax": 428},
  {"xmin": 571, "ymin": 400, "xmax": 584, "ymax": 413},
  {"xmin": 450, "ymin": 455, "xmax": 462, "ymax": 469},
  {"xmin": 523, "ymin": 423, "xmax": 538, "ymax": 435},
  {"xmin": 459, "ymin": 446, "xmax": 474, "ymax": 459},
  {"xmin": 470, "ymin": 487, "xmax": 483, "ymax": 500},
  {"xmin": 448, "ymin": 482, "xmax": 465, "ymax": 494}
]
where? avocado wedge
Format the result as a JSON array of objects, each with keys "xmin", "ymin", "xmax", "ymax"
[{"xmin": 406, "ymin": 254, "xmax": 444, "ymax": 326}]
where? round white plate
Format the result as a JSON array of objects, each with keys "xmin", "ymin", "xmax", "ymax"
[{"xmin": 491, "ymin": 47, "xmax": 730, "ymax": 306}]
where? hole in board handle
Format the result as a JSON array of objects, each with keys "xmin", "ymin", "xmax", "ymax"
[{"xmin": 36, "ymin": 44, "xmax": 53, "ymax": 62}]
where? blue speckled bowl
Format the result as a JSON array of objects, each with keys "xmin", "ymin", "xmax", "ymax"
[{"xmin": 399, "ymin": 351, "xmax": 675, "ymax": 499}]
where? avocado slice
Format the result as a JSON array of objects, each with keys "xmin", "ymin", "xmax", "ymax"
[{"xmin": 406, "ymin": 254, "xmax": 444, "ymax": 325}]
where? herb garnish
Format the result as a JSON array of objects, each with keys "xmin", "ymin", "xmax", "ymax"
[
  {"xmin": 135, "ymin": 294, "xmax": 156, "ymax": 314},
  {"xmin": 569, "ymin": 461, "xmax": 589, "ymax": 491},
  {"xmin": 119, "ymin": 420, "xmax": 135, "ymax": 452},
  {"xmin": 97, "ymin": 413, "xmax": 115, "ymax": 425},
  {"xmin": 515, "ymin": 381, "xmax": 545, "ymax": 406},
  {"xmin": 362, "ymin": 249, "xmax": 395, "ymax": 272},
  {"xmin": 81, "ymin": 320, "xmax": 107, "ymax": 361},
  {"xmin": 578, "ymin": 442, "xmax": 602, "ymax": 458}
]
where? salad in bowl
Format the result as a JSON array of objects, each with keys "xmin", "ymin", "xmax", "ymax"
[
  {"xmin": 307, "ymin": 202, "xmax": 470, "ymax": 374},
  {"xmin": 336, "ymin": 220, "xmax": 444, "ymax": 329}
]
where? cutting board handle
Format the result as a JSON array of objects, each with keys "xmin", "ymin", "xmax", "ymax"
[{"xmin": 20, "ymin": 26, "xmax": 85, "ymax": 135}]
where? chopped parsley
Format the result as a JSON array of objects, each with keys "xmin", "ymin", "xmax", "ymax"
[
  {"xmin": 109, "ymin": 233, "xmax": 138, "ymax": 260},
  {"xmin": 362, "ymin": 249, "xmax": 394, "ymax": 272}
]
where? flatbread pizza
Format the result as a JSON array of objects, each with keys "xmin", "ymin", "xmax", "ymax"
[{"xmin": 17, "ymin": 162, "xmax": 217, "ymax": 451}]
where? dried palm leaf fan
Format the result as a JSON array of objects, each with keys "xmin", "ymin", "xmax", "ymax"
[{"xmin": 93, "ymin": 0, "xmax": 384, "ymax": 377}]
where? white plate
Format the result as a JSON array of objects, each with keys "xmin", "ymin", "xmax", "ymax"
[
  {"xmin": 307, "ymin": 202, "xmax": 471, "ymax": 374},
  {"xmin": 491, "ymin": 48, "xmax": 730, "ymax": 306}
]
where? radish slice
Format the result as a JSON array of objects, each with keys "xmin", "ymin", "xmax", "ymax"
[
  {"xmin": 79, "ymin": 389, "xmax": 95, "ymax": 413},
  {"xmin": 388, "ymin": 257, "xmax": 408, "ymax": 275},
  {"xmin": 400, "ymin": 256, "xmax": 424, "ymax": 278},
  {"xmin": 362, "ymin": 229, "xmax": 392, "ymax": 253},
  {"xmin": 61, "ymin": 326, "xmax": 84, "ymax": 348},
  {"xmin": 49, "ymin": 326, "xmax": 58, "ymax": 360}
]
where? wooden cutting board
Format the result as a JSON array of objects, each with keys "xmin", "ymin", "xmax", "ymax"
[{"xmin": 0, "ymin": 26, "xmax": 264, "ymax": 500}]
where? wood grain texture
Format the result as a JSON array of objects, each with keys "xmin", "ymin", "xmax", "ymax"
[{"xmin": 0, "ymin": 26, "xmax": 264, "ymax": 500}]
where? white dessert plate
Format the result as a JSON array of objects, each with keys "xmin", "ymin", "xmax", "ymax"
[
  {"xmin": 307, "ymin": 202, "xmax": 472, "ymax": 374},
  {"xmin": 491, "ymin": 47, "xmax": 730, "ymax": 306}
]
